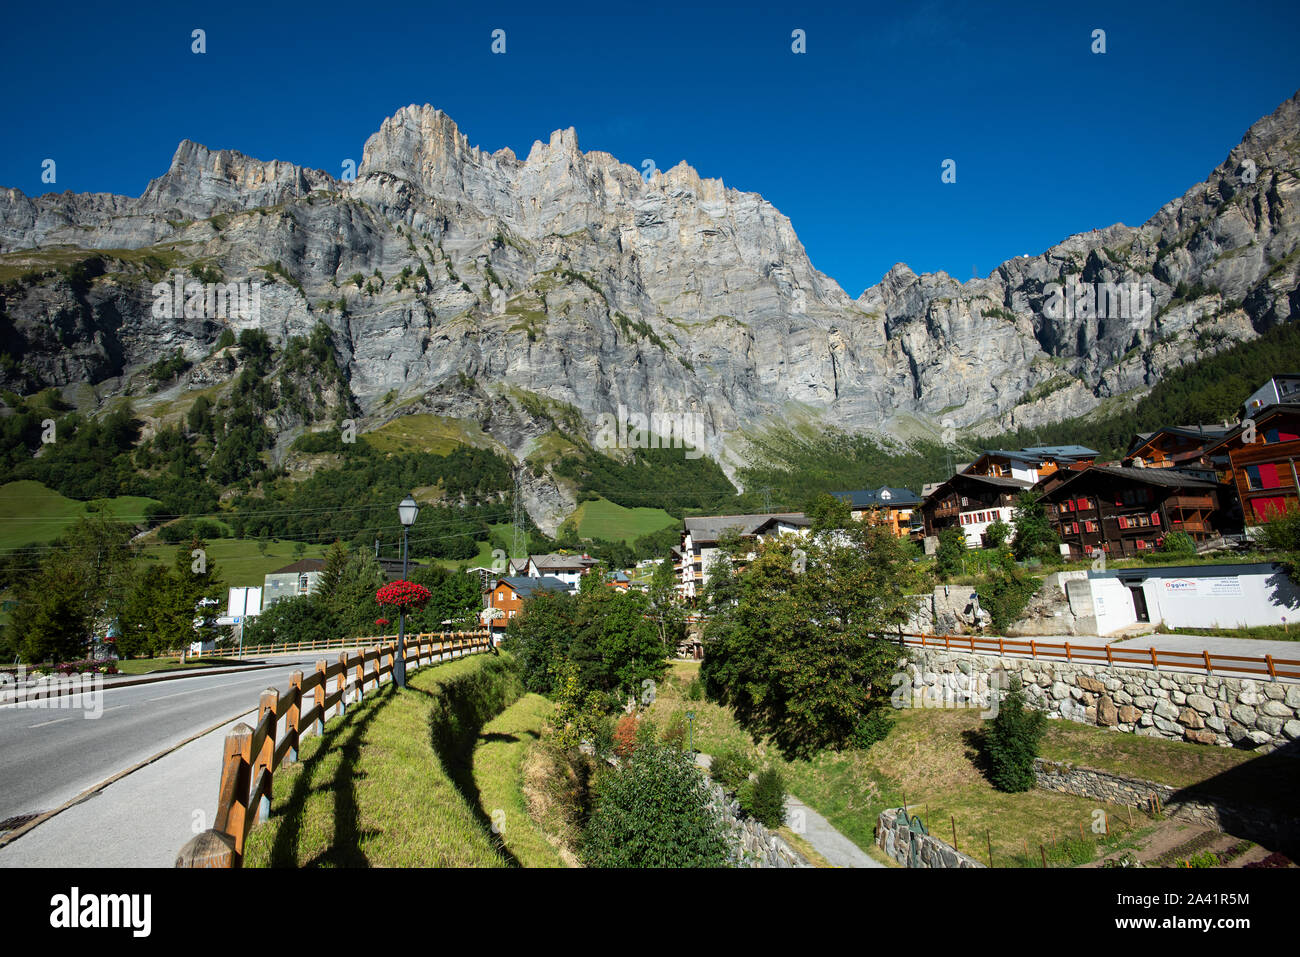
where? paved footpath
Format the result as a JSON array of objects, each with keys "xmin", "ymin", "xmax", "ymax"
[
  {"xmin": 784, "ymin": 796, "xmax": 883, "ymax": 868},
  {"xmin": 1109, "ymin": 632, "xmax": 1300, "ymax": 664}
]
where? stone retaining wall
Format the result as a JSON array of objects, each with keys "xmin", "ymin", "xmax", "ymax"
[
  {"xmin": 900, "ymin": 646, "xmax": 1300, "ymax": 753},
  {"xmin": 707, "ymin": 782, "xmax": 808, "ymax": 868},
  {"xmin": 875, "ymin": 807, "xmax": 984, "ymax": 868},
  {"xmin": 1033, "ymin": 758, "xmax": 1297, "ymax": 849}
]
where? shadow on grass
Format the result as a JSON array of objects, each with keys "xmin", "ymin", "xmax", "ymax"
[
  {"xmin": 408, "ymin": 666, "xmax": 525, "ymax": 868},
  {"xmin": 261, "ymin": 692, "xmax": 385, "ymax": 868}
]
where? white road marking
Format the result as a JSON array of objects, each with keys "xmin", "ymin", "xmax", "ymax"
[{"xmin": 27, "ymin": 717, "xmax": 72, "ymax": 728}]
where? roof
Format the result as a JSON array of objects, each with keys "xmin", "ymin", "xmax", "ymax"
[
  {"xmin": 1038, "ymin": 465, "xmax": 1218, "ymax": 497},
  {"xmin": 1020, "ymin": 445, "xmax": 1100, "ymax": 458},
  {"xmin": 683, "ymin": 512, "xmax": 806, "ymax": 543},
  {"xmin": 495, "ymin": 576, "xmax": 570, "ymax": 598},
  {"xmin": 529, "ymin": 553, "xmax": 599, "ymax": 571},
  {"xmin": 831, "ymin": 487, "xmax": 921, "ymax": 508},
  {"xmin": 1126, "ymin": 424, "xmax": 1234, "ymax": 456},
  {"xmin": 923, "ymin": 472, "xmax": 1032, "ymax": 504},
  {"xmin": 268, "ymin": 559, "xmax": 326, "ymax": 575}
]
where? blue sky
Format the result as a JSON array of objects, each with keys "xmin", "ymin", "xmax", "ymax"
[{"xmin": 2, "ymin": 0, "xmax": 1297, "ymax": 297}]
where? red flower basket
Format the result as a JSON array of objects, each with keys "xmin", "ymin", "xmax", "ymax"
[
  {"xmin": 375, "ymin": 618, "xmax": 391, "ymax": 627},
  {"xmin": 375, "ymin": 580, "xmax": 431, "ymax": 611}
]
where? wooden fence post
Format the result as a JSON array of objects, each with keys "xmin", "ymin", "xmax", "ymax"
[
  {"xmin": 337, "ymin": 653, "xmax": 348, "ymax": 717},
  {"xmin": 355, "ymin": 651, "xmax": 365, "ymax": 703},
  {"xmin": 215, "ymin": 723, "xmax": 253, "ymax": 861},
  {"xmin": 1203, "ymin": 649, "xmax": 1212, "ymax": 675},
  {"xmin": 1266, "ymin": 654, "xmax": 1276, "ymax": 679},
  {"xmin": 287, "ymin": 671, "xmax": 302, "ymax": 763},
  {"xmin": 314, "ymin": 661, "xmax": 326, "ymax": 736},
  {"xmin": 1106, "ymin": 644, "xmax": 1113, "ymax": 666},
  {"xmin": 1064, "ymin": 641, "xmax": 1071, "ymax": 662},
  {"xmin": 1150, "ymin": 647, "xmax": 1159, "ymax": 671},
  {"xmin": 255, "ymin": 689, "xmax": 278, "ymax": 823},
  {"xmin": 176, "ymin": 829, "xmax": 236, "ymax": 867}
]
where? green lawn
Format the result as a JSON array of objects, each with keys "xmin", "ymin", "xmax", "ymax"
[
  {"xmin": 114, "ymin": 656, "xmax": 246, "ymax": 675},
  {"xmin": 0, "ymin": 480, "xmax": 160, "ymax": 550},
  {"xmin": 1158, "ymin": 624, "xmax": 1300, "ymax": 642},
  {"xmin": 132, "ymin": 536, "xmax": 328, "ymax": 586},
  {"xmin": 244, "ymin": 654, "xmax": 520, "ymax": 868},
  {"xmin": 564, "ymin": 496, "xmax": 678, "ymax": 545},
  {"xmin": 472, "ymin": 693, "xmax": 568, "ymax": 867}
]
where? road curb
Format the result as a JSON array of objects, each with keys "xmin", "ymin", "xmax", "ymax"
[{"xmin": 0, "ymin": 706, "xmax": 259, "ymax": 851}]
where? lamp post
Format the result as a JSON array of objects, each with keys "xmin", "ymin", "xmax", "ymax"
[{"xmin": 394, "ymin": 493, "xmax": 420, "ymax": 689}]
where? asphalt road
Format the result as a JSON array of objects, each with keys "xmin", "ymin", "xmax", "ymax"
[{"xmin": 0, "ymin": 657, "xmax": 325, "ymax": 825}]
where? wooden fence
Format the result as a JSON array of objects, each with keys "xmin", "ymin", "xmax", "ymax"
[
  {"xmin": 174, "ymin": 630, "xmax": 492, "ymax": 868},
  {"xmin": 890, "ymin": 632, "xmax": 1300, "ymax": 680},
  {"xmin": 162, "ymin": 633, "xmax": 425, "ymax": 660}
]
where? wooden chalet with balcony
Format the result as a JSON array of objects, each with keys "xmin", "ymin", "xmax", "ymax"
[
  {"xmin": 1036, "ymin": 466, "xmax": 1222, "ymax": 559},
  {"xmin": 921, "ymin": 473, "xmax": 1031, "ymax": 547}
]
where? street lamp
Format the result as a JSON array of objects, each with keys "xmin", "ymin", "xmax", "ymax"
[{"xmin": 394, "ymin": 493, "xmax": 420, "ymax": 689}]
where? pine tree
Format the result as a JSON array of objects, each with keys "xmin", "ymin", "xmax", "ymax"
[{"xmin": 984, "ymin": 678, "xmax": 1046, "ymax": 792}]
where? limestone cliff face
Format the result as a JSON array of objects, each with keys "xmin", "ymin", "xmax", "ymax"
[{"xmin": 2, "ymin": 93, "xmax": 1298, "ymax": 486}]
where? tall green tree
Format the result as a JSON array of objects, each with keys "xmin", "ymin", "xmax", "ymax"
[
  {"xmin": 702, "ymin": 520, "xmax": 928, "ymax": 759},
  {"xmin": 1011, "ymin": 492, "xmax": 1059, "ymax": 562}
]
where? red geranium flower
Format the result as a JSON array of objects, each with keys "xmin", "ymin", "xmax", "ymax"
[
  {"xmin": 375, "ymin": 618, "xmax": 391, "ymax": 627},
  {"xmin": 375, "ymin": 580, "xmax": 431, "ymax": 610}
]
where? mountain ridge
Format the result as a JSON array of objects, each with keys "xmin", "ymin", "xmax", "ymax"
[{"xmin": 1, "ymin": 91, "xmax": 1297, "ymax": 529}]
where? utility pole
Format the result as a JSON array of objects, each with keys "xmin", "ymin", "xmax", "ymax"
[{"xmin": 512, "ymin": 468, "xmax": 527, "ymax": 564}]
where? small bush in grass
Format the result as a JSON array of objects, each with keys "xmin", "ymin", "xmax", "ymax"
[
  {"xmin": 684, "ymin": 677, "xmax": 704, "ymax": 701},
  {"xmin": 849, "ymin": 708, "xmax": 893, "ymax": 750},
  {"xmin": 661, "ymin": 710, "xmax": 688, "ymax": 750},
  {"xmin": 1046, "ymin": 836, "xmax": 1096, "ymax": 866},
  {"xmin": 983, "ymin": 677, "xmax": 1046, "ymax": 792},
  {"xmin": 709, "ymin": 748, "xmax": 754, "ymax": 791},
  {"xmin": 582, "ymin": 744, "xmax": 729, "ymax": 868},
  {"xmin": 742, "ymin": 766, "xmax": 787, "ymax": 829}
]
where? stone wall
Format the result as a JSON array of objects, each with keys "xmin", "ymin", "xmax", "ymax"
[
  {"xmin": 901, "ymin": 646, "xmax": 1300, "ymax": 753},
  {"xmin": 1033, "ymin": 758, "xmax": 1298, "ymax": 849},
  {"xmin": 875, "ymin": 807, "xmax": 984, "ymax": 868},
  {"xmin": 707, "ymin": 782, "xmax": 808, "ymax": 868}
]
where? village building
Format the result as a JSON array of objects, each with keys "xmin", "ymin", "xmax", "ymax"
[
  {"xmin": 1241, "ymin": 373, "xmax": 1300, "ymax": 417},
  {"xmin": 1208, "ymin": 404, "xmax": 1300, "ymax": 526},
  {"xmin": 1036, "ymin": 465, "xmax": 1222, "ymax": 559},
  {"xmin": 480, "ymin": 576, "xmax": 570, "ymax": 639},
  {"xmin": 961, "ymin": 446, "xmax": 1097, "ymax": 484},
  {"xmin": 921, "ymin": 473, "xmax": 1031, "ymax": 547},
  {"xmin": 525, "ymin": 553, "xmax": 599, "ymax": 593},
  {"xmin": 678, "ymin": 513, "xmax": 809, "ymax": 601},
  {"xmin": 830, "ymin": 487, "xmax": 923, "ymax": 539}
]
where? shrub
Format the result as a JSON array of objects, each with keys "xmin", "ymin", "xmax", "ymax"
[
  {"xmin": 684, "ymin": 677, "xmax": 705, "ymax": 701},
  {"xmin": 1159, "ymin": 531, "xmax": 1198, "ymax": 557},
  {"xmin": 709, "ymin": 748, "xmax": 755, "ymax": 791},
  {"xmin": 1047, "ymin": 836, "xmax": 1096, "ymax": 866},
  {"xmin": 983, "ymin": 678, "xmax": 1046, "ymax": 792},
  {"xmin": 742, "ymin": 766, "xmax": 787, "ymax": 829},
  {"xmin": 582, "ymin": 744, "xmax": 729, "ymax": 867},
  {"xmin": 612, "ymin": 714, "xmax": 638, "ymax": 757},
  {"xmin": 935, "ymin": 527, "xmax": 967, "ymax": 578},
  {"xmin": 849, "ymin": 708, "xmax": 893, "ymax": 750},
  {"xmin": 660, "ymin": 710, "xmax": 688, "ymax": 750},
  {"xmin": 977, "ymin": 560, "xmax": 1042, "ymax": 632}
]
